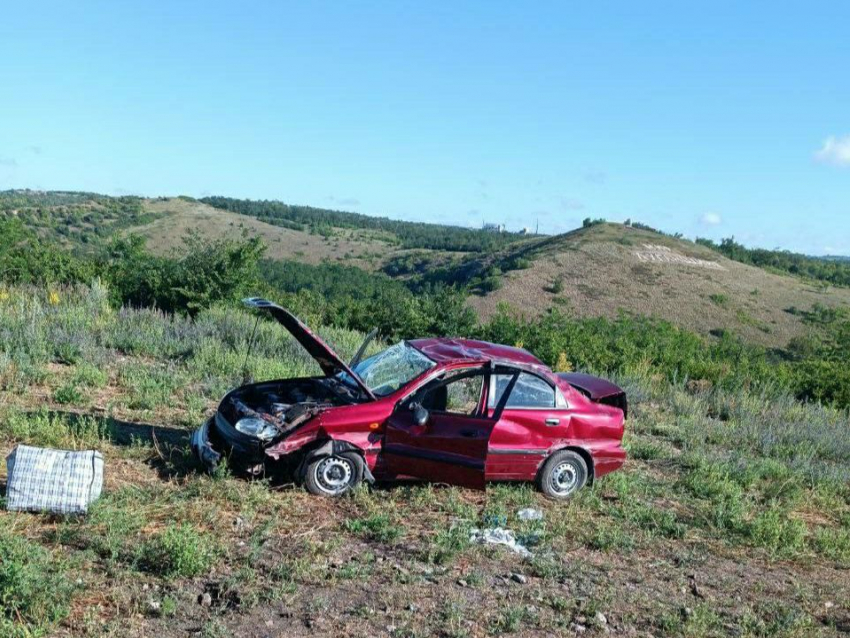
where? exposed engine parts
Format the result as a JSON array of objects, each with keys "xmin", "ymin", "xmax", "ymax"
[{"xmin": 224, "ymin": 379, "xmax": 346, "ymax": 441}]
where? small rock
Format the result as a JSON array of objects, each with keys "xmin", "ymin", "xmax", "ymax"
[
  {"xmin": 148, "ymin": 600, "xmax": 161, "ymax": 613},
  {"xmin": 457, "ymin": 579, "xmax": 468, "ymax": 587},
  {"xmin": 510, "ymin": 572, "xmax": 527, "ymax": 584},
  {"xmin": 570, "ymin": 622, "xmax": 587, "ymax": 634},
  {"xmin": 682, "ymin": 606, "xmax": 693, "ymax": 619},
  {"xmin": 407, "ymin": 603, "xmax": 420, "ymax": 612},
  {"xmin": 595, "ymin": 611, "xmax": 608, "ymax": 625},
  {"xmin": 198, "ymin": 592, "xmax": 213, "ymax": 607},
  {"xmin": 265, "ymin": 620, "xmax": 274, "ymax": 628},
  {"xmin": 825, "ymin": 601, "xmax": 834, "ymax": 609},
  {"xmin": 386, "ymin": 625, "xmax": 397, "ymax": 633}
]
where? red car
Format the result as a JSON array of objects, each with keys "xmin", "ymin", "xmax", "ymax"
[{"xmin": 192, "ymin": 299, "xmax": 627, "ymax": 499}]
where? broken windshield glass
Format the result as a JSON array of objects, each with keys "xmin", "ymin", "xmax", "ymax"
[{"xmin": 337, "ymin": 342, "xmax": 435, "ymax": 397}]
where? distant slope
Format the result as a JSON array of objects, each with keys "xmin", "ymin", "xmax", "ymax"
[
  {"xmin": 466, "ymin": 223, "xmax": 850, "ymax": 348},
  {"xmin": 135, "ymin": 197, "xmax": 403, "ymax": 270},
  {"xmin": 696, "ymin": 236, "xmax": 850, "ymax": 287},
  {"xmin": 6, "ymin": 190, "xmax": 849, "ymax": 350}
]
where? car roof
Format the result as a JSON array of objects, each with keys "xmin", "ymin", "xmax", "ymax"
[{"xmin": 408, "ymin": 338, "xmax": 548, "ymax": 370}]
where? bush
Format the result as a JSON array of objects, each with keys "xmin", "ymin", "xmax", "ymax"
[
  {"xmin": 748, "ymin": 504, "xmax": 807, "ymax": 558},
  {"xmin": 0, "ymin": 529, "xmax": 75, "ymax": 634},
  {"xmin": 136, "ymin": 524, "xmax": 217, "ymax": 578}
]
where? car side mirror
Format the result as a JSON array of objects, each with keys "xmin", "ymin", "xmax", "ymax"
[{"xmin": 411, "ymin": 403, "xmax": 430, "ymax": 427}]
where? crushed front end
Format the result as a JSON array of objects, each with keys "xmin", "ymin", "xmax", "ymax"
[{"xmin": 191, "ymin": 377, "xmax": 354, "ymax": 475}]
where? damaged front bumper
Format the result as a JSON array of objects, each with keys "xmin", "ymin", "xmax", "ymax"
[
  {"xmin": 191, "ymin": 413, "xmax": 267, "ymax": 474},
  {"xmin": 191, "ymin": 418, "xmax": 222, "ymax": 472}
]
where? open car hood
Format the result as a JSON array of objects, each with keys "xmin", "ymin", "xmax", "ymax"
[{"xmin": 243, "ymin": 298, "xmax": 376, "ymax": 400}]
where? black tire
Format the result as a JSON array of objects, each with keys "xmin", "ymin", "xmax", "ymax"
[
  {"xmin": 303, "ymin": 452, "xmax": 364, "ymax": 497},
  {"xmin": 537, "ymin": 450, "xmax": 589, "ymax": 500}
]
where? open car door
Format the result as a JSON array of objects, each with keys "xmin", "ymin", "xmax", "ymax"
[{"xmin": 382, "ymin": 366, "xmax": 499, "ymax": 490}]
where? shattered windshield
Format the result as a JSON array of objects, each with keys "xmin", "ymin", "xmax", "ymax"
[{"xmin": 338, "ymin": 341, "xmax": 435, "ymax": 397}]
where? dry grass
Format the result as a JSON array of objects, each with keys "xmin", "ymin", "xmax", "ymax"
[
  {"xmin": 469, "ymin": 223, "xmax": 850, "ymax": 348},
  {"xmin": 135, "ymin": 198, "xmax": 401, "ymax": 270}
]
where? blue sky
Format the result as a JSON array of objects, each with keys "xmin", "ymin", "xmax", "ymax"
[{"xmin": 1, "ymin": 2, "xmax": 848, "ymax": 254}]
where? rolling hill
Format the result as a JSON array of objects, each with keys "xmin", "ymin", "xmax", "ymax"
[
  {"xmin": 463, "ymin": 223, "xmax": 850, "ymax": 348},
  {"xmin": 3, "ymin": 190, "xmax": 849, "ymax": 350}
]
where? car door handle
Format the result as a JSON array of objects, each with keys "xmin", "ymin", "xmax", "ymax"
[
  {"xmin": 545, "ymin": 418, "xmax": 560, "ymax": 426},
  {"xmin": 459, "ymin": 430, "xmax": 480, "ymax": 438}
]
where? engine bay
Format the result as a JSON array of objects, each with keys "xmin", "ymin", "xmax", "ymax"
[{"xmin": 220, "ymin": 378, "xmax": 358, "ymax": 440}]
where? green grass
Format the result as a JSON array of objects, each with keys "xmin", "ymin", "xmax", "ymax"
[
  {"xmin": 0, "ymin": 284, "xmax": 849, "ymax": 636},
  {"xmin": 0, "ymin": 529, "xmax": 76, "ymax": 637},
  {"xmin": 344, "ymin": 513, "xmax": 404, "ymax": 543}
]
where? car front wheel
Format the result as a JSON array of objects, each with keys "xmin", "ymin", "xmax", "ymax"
[
  {"xmin": 537, "ymin": 450, "xmax": 588, "ymax": 499},
  {"xmin": 304, "ymin": 452, "xmax": 364, "ymax": 497}
]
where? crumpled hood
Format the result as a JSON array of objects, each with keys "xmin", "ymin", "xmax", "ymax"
[{"xmin": 242, "ymin": 298, "xmax": 375, "ymax": 400}]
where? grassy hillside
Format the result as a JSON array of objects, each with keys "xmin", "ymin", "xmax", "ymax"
[
  {"xmin": 136, "ymin": 197, "xmax": 409, "ymax": 271},
  {"xmin": 465, "ymin": 223, "xmax": 850, "ymax": 348},
  {"xmin": 0, "ymin": 286, "xmax": 848, "ymax": 637},
  {"xmin": 5, "ymin": 190, "xmax": 850, "ymax": 355}
]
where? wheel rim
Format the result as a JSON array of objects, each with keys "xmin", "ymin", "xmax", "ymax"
[
  {"xmin": 314, "ymin": 456, "xmax": 354, "ymax": 494},
  {"xmin": 550, "ymin": 461, "xmax": 579, "ymax": 496}
]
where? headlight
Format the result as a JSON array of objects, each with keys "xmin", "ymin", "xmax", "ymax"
[{"xmin": 234, "ymin": 417, "xmax": 278, "ymax": 441}]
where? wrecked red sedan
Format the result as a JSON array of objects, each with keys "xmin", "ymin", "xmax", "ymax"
[{"xmin": 192, "ymin": 298, "xmax": 626, "ymax": 498}]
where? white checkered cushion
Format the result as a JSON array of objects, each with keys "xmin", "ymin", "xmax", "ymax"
[{"xmin": 5, "ymin": 445, "xmax": 104, "ymax": 514}]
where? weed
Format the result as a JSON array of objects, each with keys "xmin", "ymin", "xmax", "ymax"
[
  {"xmin": 137, "ymin": 524, "xmax": 218, "ymax": 578},
  {"xmin": 489, "ymin": 605, "xmax": 531, "ymax": 634},
  {"xmin": 709, "ymin": 293, "xmax": 729, "ymax": 306},
  {"xmin": 53, "ymin": 383, "xmax": 83, "ymax": 404},
  {"xmin": 424, "ymin": 524, "xmax": 471, "ymax": 565},
  {"xmin": 586, "ymin": 522, "xmax": 635, "ymax": 551},
  {"xmin": 344, "ymin": 513, "xmax": 403, "ymax": 543},
  {"xmin": 0, "ymin": 529, "xmax": 75, "ymax": 635},
  {"xmin": 747, "ymin": 504, "xmax": 807, "ymax": 558},
  {"xmin": 812, "ymin": 526, "xmax": 850, "ymax": 563}
]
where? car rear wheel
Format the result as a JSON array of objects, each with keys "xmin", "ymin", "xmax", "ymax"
[
  {"xmin": 304, "ymin": 452, "xmax": 364, "ymax": 497},
  {"xmin": 537, "ymin": 450, "xmax": 588, "ymax": 499}
]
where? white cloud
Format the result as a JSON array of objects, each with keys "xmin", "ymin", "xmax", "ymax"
[
  {"xmin": 814, "ymin": 135, "xmax": 850, "ymax": 166},
  {"xmin": 699, "ymin": 212, "xmax": 722, "ymax": 226}
]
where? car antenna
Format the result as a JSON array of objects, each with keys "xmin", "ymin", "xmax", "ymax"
[{"xmin": 242, "ymin": 313, "xmax": 261, "ymax": 385}]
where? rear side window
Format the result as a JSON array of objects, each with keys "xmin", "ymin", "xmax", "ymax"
[{"xmin": 489, "ymin": 372, "xmax": 555, "ymax": 409}]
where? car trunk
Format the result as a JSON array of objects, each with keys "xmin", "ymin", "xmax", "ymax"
[{"xmin": 558, "ymin": 372, "xmax": 628, "ymax": 419}]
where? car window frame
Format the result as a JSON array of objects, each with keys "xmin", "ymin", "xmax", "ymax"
[
  {"xmin": 402, "ymin": 366, "xmax": 492, "ymax": 419},
  {"xmin": 488, "ymin": 368, "xmax": 569, "ymax": 411}
]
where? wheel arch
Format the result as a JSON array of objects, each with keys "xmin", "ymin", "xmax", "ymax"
[{"xmin": 294, "ymin": 438, "xmax": 374, "ymax": 484}]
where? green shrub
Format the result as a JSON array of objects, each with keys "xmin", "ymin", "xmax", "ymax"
[
  {"xmin": 344, "ymin": 513, "xmax": 403, "ymax": 543},
  {"xmin": 812, "ymin": 526, "xmax": 850, "ymax": 563},
  {"xmin": 748, "ymin": 504, "xmax": 807, "ymax": 558},
  {"xmin": 136, "ymin": 524, "xmax": 217, "ymax": 578},
  {"xmin": 53, "ymin": 383, "xmax": 83, "ymax": 405},
  {"xmin": 0, "ymin": 529, "xmax": 75, "ymax": 634}
]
